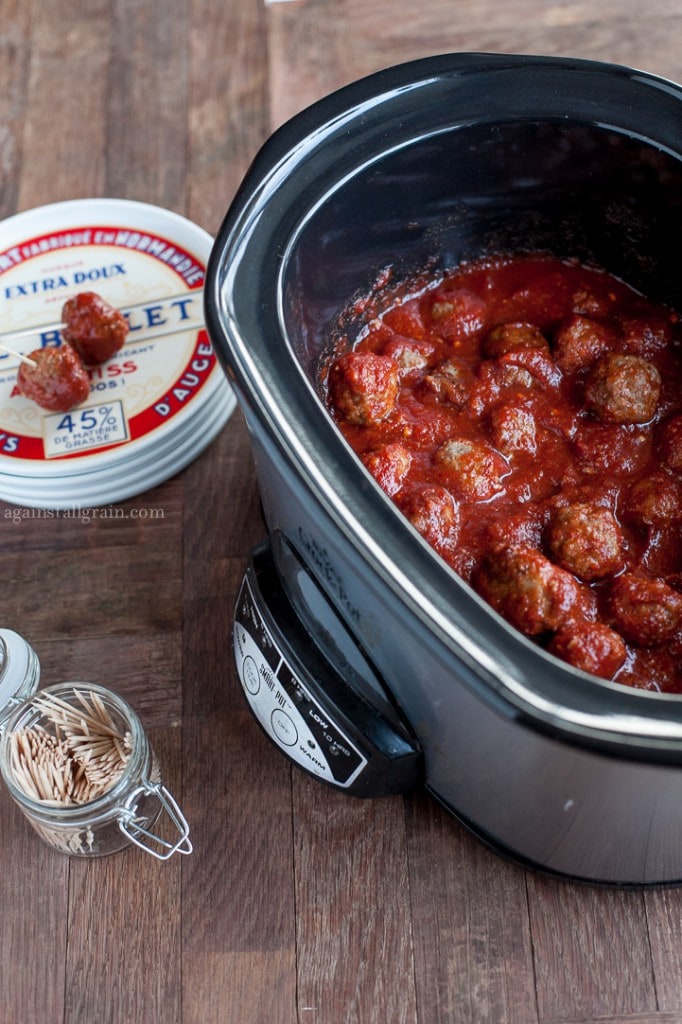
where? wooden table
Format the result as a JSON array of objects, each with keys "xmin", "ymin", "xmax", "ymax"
[{"xmin": 2, "ymin": 2, "xmax": 682, "ymax": 1022}]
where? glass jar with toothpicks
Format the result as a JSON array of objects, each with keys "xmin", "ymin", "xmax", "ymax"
[{"xmin": 0, "ymin": 630, "xmax": 192, "ymax": 859}]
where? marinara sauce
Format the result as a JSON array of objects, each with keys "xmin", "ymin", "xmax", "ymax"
[{"xmin": 325, "ymin": 255, "xmax": 682, "ymax": 692}]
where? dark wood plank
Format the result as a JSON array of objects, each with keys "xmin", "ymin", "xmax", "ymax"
[
  {"xmin": 645, "ymin": 886, "xmax": 682, "ymax": 1014},
  {"xmin": 0, "ymin": 1, "xmax": 31, "ymax": 218},
  {"xmin": 344, "ymin": 0, "xmax": 682, "ymax": 86},
  {"xmin": 181, "ymin": 413, "xmax": 263, "ymax": 578},
  {"xmin": 35, "ymin": 633, "xmax": 183, "ymax": 728},
  {"xmin": 16, "ymin": 0, "xmax": 110, "ymax": 209},
  {"xmin": 180, "ymin": 512, "xmax": 298, "ymax": 1023},
  {"xmin": 267, "ymin": 0, "xmax": 682, "ymax": 128},
  {"xmin": 406, "ymin": 794, "xmax": 538, "ymax": 1024},
  {"xmin": 267, "ymin": 0, "xmax": 350, "ymax": 130},
  {"xmin": 106, "ymin": 0, "xmax": 190, "ymax": 210},
  {"xmin": 0, "ymin": 478, "xmax": 183, "ymax": 552},
  {"xmin": 0, "ymin": 539, "xmax": 181, "ymax": 639},
  {"xmin": 179, "ymin": 9, "xmax": 289, "ymax": 1014},
  {"xmin": 187, "ymin": 0, "xmax": 269, "ymax": 234},
  {"xmin": 63, "ymin": 727, "xmax": 183, "ymax": 1024},
  {"xmin": 543, "ymin": 1015, "xmax": 682, "ymax": 1024},
  {"xmin": 180, "ymin": 402, "xmax": 298, "ymax": 1021},
  {"xmin": 527, "ymin": 873, "xmax": 656, "ymax": 1021},
  {"xmin": 293, "ymin": 776, "xmax": 418, "ymax": 1024},
  {"xmin": 181, "ymin": 710, "xmax": 298, "ymax": 1024},
  {"xmin": 0, "ymin": 782, "xmax": 69, "ymax": 1024}
]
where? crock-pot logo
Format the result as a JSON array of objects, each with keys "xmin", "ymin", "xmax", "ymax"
[{"xmin": 297, "ymin": 527, "xmax": 360, "ymax": 626}]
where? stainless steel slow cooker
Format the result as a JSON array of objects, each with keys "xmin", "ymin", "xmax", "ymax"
[{"xmin": 205, "ymin": 53, "xmax": 682, "ymax": 885}]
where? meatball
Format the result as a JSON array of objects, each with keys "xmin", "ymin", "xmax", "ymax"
[
  {"xmin": 548, "ymin": 621, "xmax": 627, "ymax": 679},
  {"xmin": 553, "ymin": 314, "xmax": 616, "ymax": 374},
  {"xmin": 499, "ymin": 346, "xmax": 562, "ymax": 389},
  {"xmin": 327, "ymin": 351, "xmax": 399, "ymax": 426},
  {"xmin": 483, "ymin": 322, "xmax": 548, "ymax": 358},
  {"xmin": 659, "ymin": 415, "xmax": 682, "ymax": 472},
  {"xmin": 16, "ymin": 345, "xmax": 90, "ymax": 412},
  {"xmin": 473, "ymin": 544, "xmax": 594, "ymax": 636},
  {"xmin": 421, "ymin": 358, "xmax": 470, "ymax": 408},
  {"xmin": 626, "ymin": 471, "xmax": 682, "ymax": 528},
  {"xmin": 382, "ymin": 299, "xmax": 426, "ymax": 340},
  {"xmin": 397, "ymin": 484, "xmax": 460, "ymax": 556},
  {"xmin": 489, "ymin": 401, "xmax": 538, "ymax": 455},
  {"xmin": 434, "ymin": 438, "xmax": 508, "ymax": 501},
  {"xmin": 469, "ymin": 359, "xmax": 538, "ymax": 418},
  {"xmin": 362, "ymin": 442, "xmax": 411, "ymax": 497},
  {"xmin": 584, "ymin": 353, "xmax": 661, "ymax": 424},
  {"xmin": 61, "ymin": 291, "xmax": 129, "ymax": 365},
  {"xmin": 429, "ymin": 288, "xmax": 487, "ymax": 341},
  {"xmin": 546, "ymin": 503, "xmax": 625, "ymax": 581},
  {"xmin": 608, "ymin": 574, "xmax": 682, "ymax": 646},
  {"xmin": 485, "ymin": 509, "xmax": 545, "ymax": 551},
  {"xmin": 382, "ymin": 335, "xmax": 435, "ymax": 378}
]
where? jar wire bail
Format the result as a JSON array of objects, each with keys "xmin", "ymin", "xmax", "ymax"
[{"xmin": 119, "ymin": 780, "xmax": 193, "ymax": 860}]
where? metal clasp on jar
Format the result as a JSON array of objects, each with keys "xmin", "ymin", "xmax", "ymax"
[{"xmin": 119, "ymin": 779, "xmax": 193, "ymax": 860}]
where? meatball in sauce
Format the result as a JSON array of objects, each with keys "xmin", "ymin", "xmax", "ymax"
[
  {"xmin": 61, "ymin": 291, "xmax": 129, "ymax": 365},
  {"xmin": 17, "ymin": 345, "xmax": 90, "ymax": 413},
  {"xmin": 325, "ymin": 255, "xmax": 682, "ymax": 692}
]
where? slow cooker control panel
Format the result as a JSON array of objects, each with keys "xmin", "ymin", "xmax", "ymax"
[
  {"xmin": 232, "ymin": 540, "xmax": 422, "ymax": 797},
  {"xmin": 235, "ymin": 582, "xmax": 367, "ymax": 788}
]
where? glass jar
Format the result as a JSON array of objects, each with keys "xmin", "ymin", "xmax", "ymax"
[{"xmin": 0, "ymin": 674, "xmax": 192, "ymax": 860}]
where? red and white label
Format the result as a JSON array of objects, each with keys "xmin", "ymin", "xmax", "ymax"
[{"xmin": 0, "ymin": 206, "xmax": 218, "ymax": 465}]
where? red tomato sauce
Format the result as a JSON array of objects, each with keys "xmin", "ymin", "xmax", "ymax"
[{"xmin": 324, "ymin": 255, "xmax": 682, "ymax": 692}]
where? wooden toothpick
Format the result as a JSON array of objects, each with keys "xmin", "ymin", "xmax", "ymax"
[{"xmin": 0, "ymin": 343, "xmax": 37, "ymax": 368}]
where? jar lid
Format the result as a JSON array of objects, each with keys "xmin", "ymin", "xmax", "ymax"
[
  {"xmin": 0, "ymin": 198, "xmax": 236, "ymax": 508},
  {"xmin": 0, "ymin": 628, "xmax": 40, "ymax": 725}
]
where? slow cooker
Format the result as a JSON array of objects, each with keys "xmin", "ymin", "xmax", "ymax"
[{"xmin": 205, "ymin": 53, "xmax": 682, "ymax": 885}]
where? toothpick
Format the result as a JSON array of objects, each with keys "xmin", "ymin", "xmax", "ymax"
[{"xmin": 0, "ymin": 343, "xmax": 37, "ymax": 368}]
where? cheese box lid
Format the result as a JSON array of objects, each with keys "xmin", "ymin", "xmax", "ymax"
[{"xmin": 0, "ymin": 198, "xmax": 235, "ymax": 506}]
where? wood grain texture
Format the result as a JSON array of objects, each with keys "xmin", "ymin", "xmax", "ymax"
[
  {"xmin": 17, "ymin": 0, "xmax": 110, "ymax": 208},
  {"xmin": 188, "ymin": 0, "xmax": 269, "ymax": 233},
  {"xmin": 645, "ymin": 885, "xmax": 682, "ymax": 1012},
  {"xmin": 1, "ymin": 0, "xmax": 682, "ymax": 1021},
  {"xmin": 0, "ymin": 785, "xmax": 70, "ymax": 1024},
  {"xmin": 406, "ymin": 794, "xmax": 538, "ymax": 1024},
  {"xmin": 268, "ymin": 0, "xmax": 350, "ymax": 129},
  {"xmin": 106, "ymin": 0, "xmax": 190, "ymax": 209},
  {"xmin": 0, "ymin": 1, "xmax": 31, "ymax": 218},
  {"xmin": 293, "ymin": 774, "xmax": 417, "ymax": 1024},
  {"xmin": 63, "ymin": 727, "xmax": 183, "ymax": 1024},
  {"xmin": 527, "ymin": 873, "xmax": 656, "ymax": 1021},
  {"xmin": 344, "ymin": 0, "xmax": 682, "ymax": 84}
]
